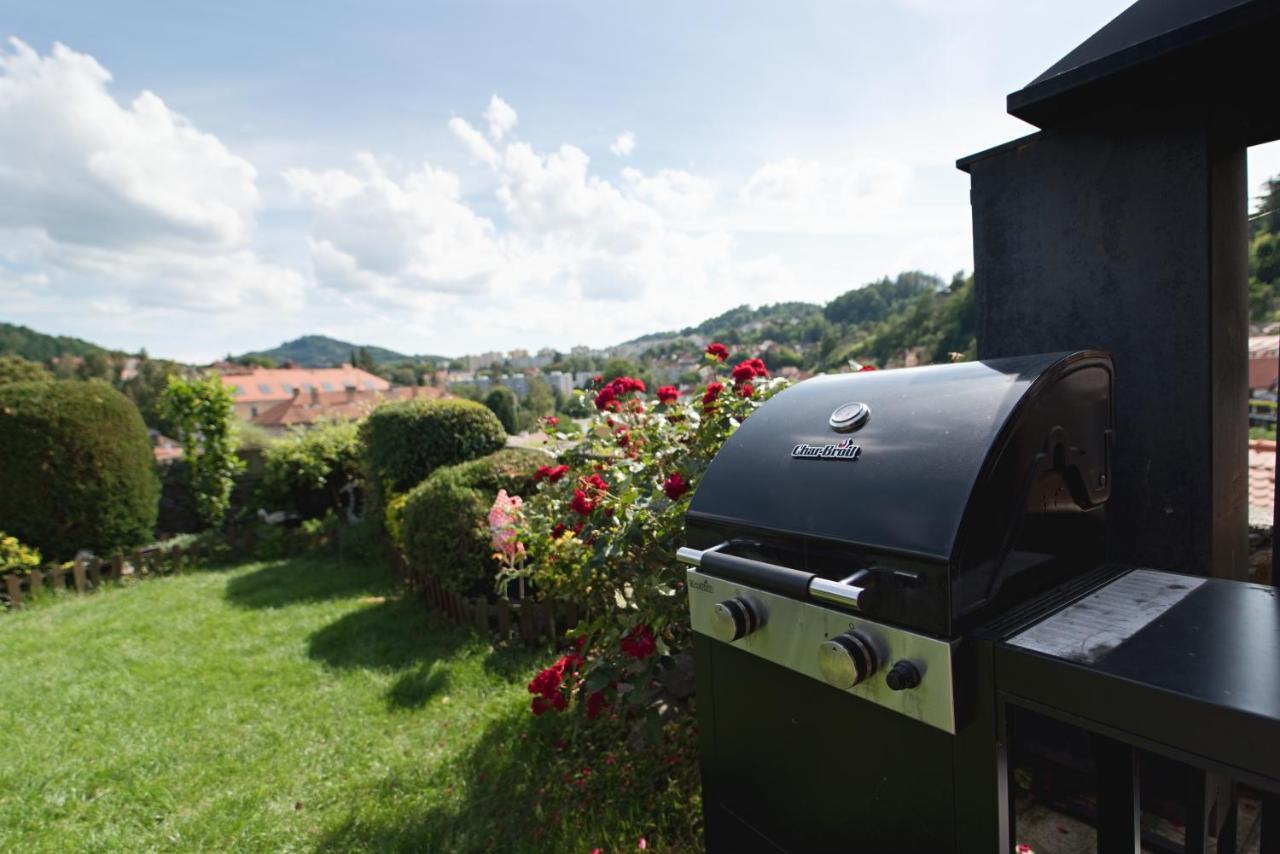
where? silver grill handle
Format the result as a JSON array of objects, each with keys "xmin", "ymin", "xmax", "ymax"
[
  {"xmin": 676, "ymin": 542, "xmax": 729, "ymax": 566},
  {"xmin": 679, "ymin": 543, "xmax": 866, "ymax": 610}
]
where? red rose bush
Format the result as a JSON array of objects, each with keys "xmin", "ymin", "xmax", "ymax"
[{"xmin": 499, "ymin": 347, "xmax": 788, "ymax": 737}]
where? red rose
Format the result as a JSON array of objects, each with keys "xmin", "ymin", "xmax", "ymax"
[
  {"xmin": 620, "ymin": 624, "xmax": 657, "ymax": 659},
  {"xmin": 593, "ymin": 386, "xmax": 617, "ymax": 410},
  {"xmin": 570, "ymin": 489, "xmax": 594, "ymax": 516},
  {"xmin": 748, "ymin": 358, "xmax": 769, "ymax": 377},
  {"xmin": 736, "ymin": 382, "xmax": 754, "ymax": 398},
  {"xmin": 545, "ymin": 415, "xmax": 559, "ymax": 427},
  {"xmin": 663, "ymin": 472, "xmax": 689, "ymax": 500},
  {"xmin": 551, "ymin": 522, "xmax": 567, "ymax": 539},
  {"xmin": 616, "ymin": 428, "xmax": 630, "ymax": 447},
  {"xmin": 592, "ymin": 374, "xmax": 603, "ymax": 385},
  {"xmin": 705, "ymin": 342, "xmax": 729, "ymax": 362},
  {"xmin": 534, "ymin": 464, "xmax": 570, "ymax": 483},
  {"xmin": 528, "ymin": 665, "xmax": 564, "ymax": 699},
  {"xmin": 858, "ymin": 364, "xmax": 877, "ymax": 372},
  {"xmin": 584, "ymin": 690, "xmax": 607, "ymax": 720},
  {"xmin": 583, "ymin": 473, "xmax": 609, "ymax": 492},
  {"xmin": 730, "ymin": 362, "xmax": 756, "ymax": 384},
  {"xmin": 702, "ymin": 382, "xmax": 724, "ymax": 405},
  {"xmin": 656, "ymin": 385, "xmax": 679, "ymax": 404}
]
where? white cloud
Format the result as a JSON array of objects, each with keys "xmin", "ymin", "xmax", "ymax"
[
  {"xmin": 738, "ymin": 156, "xmax": 914, "ymax": 233},
  {"xmin": 0, "ymin": 38, "xmax": 302, "ymax": 313},
  {"xmin": 285, "ymin": 152, "xmax": 504, "ymax": 301},
  {"xmin": 484, "ymin": 94, "xmax": 517, "ymax": 141},
  {"xmin": 610, "ymin": 130, "xmax": 636, "ymax": 157},
  {"xmin": 447, "ymin": 116, "xmax": 498, "ymax": 167}
]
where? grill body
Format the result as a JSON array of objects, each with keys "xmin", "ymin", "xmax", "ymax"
[{"xmin": 684, "ymin": 351, "xmax": 1114, "ymax": 851}]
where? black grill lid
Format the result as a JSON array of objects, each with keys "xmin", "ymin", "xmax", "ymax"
[{"xmin": 687, "ymin": 351, "xmax": 1109, "ymax": 563}]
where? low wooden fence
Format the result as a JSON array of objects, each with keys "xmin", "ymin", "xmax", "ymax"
[
  {"xmin": 2, "ymin": 526, "xmax": 340, "ymax": 611},
  {"xmin": 2, "ymin": 544, "xmax": 191, "ymax": 610},
  {"xmin": 399, "ymin": 551, "xmax": 581, "ymax": 644}
]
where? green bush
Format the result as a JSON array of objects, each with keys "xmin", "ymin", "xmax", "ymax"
[
  {"xmin": 401, "ymin": 447, "xmax": 548, "ymax": 595},
  {"xmin": 0, "ymin": 380, "xmax": 159, "ymax": 559},
  {"xmin": 261, "ymin": 421, "xmax": 362, "ymax": 519},
  {"xmin": 484, "ymin": 386, "xmax": 518, "ymax": 434},
  {"xmin": 359, "ymin": 398, "xmax": 507, "ymax": 499}
]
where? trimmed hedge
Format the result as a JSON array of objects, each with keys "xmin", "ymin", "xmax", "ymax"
[
  {"xmin": 261, "ymin": 421, "xmax": 362, "ymax": 519},
  {"xmin": 401, "ymin": 447, "xmax": 548, "ymax": 595},
  {"xmin": 484, "ymin": 386, "xmax": 518, "ymax": 434},
  {"xmin": 359, "ymin": 398, "xmax": 507, "ymax": 499},
  {"xmin": 0, "ymin": 380, "xmax": 160, "ymax": 560}
]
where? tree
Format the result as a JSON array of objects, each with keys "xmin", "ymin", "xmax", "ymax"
[
  {"xmin": 524, "ymin": 374, "xmax": 556, "ymax": 416},
  {"xmin": 352, "ymin": 347, "xmax": 377, "ymax": 373},
  {"xmin": 485, "ymin": 386, "xmax": 519, "ymax": 434},
  {"xmin": 121, "ymin": 358, "xmax": 184, "ymax": 434},
  {"xmin": 0, "ymin": 355, "xmax": 51, "ymax": 385},
  {"xmin": 159, "ymin": 374, "xmax": 245, "ymax": 528}
]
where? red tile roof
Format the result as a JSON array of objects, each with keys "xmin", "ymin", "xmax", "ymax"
[
  {"xmin": 220, "ymin": 366, "xmax": 390, "ymax": 403},
  {"xmin": 251, "ymin": 385, "xmax": 447, "ymax": 428}
]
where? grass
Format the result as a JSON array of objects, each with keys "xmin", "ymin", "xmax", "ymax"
[{"xmin": 0, "ymin": 555, "xmax": 701, "ymax": 852}]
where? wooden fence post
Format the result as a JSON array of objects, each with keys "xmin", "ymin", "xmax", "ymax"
[
  {"xmin": 28, "ymin": 569, "xmax": 43, "ymax": 597},
  {"xmin": 4, "ymin": 574, "xmax": 22, "ymax": 608},
  {"xmin": 72, "ymin": 558, "xmax": 87, "ymax": 593},
  {"xmin": 496, "ymin": 599, "xmax": 511, "ymax": 639},
  {"xmin": 86, "ymin": 557, "xmax": 103, "ymax": 588},
  {"xmin": 110, "ymin": 554, "xmax": 124, "ymax": 582},
  {"xmin": 48, "ymin": 564, "xmax": 64, "ymax": 591}
]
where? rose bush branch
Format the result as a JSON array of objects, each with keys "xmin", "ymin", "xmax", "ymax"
[{"xmin": 503, "ymin": 344, "xmax": 786, "ymax": 739}]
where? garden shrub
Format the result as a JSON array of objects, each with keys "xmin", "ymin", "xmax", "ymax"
[
  {"xmin": 484, "ymin": 386, "xmax": 518, "ymax": 434},
  {"xmin": 261, "ymin": 421, "xmax": 362, "ymax": 519},
  {"xmin": 359, "ymin": 398, "xmax": 506, "ymax": 502},
  {"xmin": 159, "ymin": 374, "xmax": 244, "ymax": 528},
  {"xmin": 400, "ymin": 447, "xmax": 548, "ymax": 595},
  {"xmin": 504, "ymin": 348, "xmax": 786, "ymax": 744},
  {"xmin": 0, "ymin": 380, "xmax": 159, "ymax": 559},
  {"xmin": 0, "ymin": 531, "xmax": 41, "ymax": 575}
]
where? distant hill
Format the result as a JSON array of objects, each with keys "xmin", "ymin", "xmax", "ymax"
[
  {"xmin": 238, "ymin": 335, "xmax": 446, "ymax": 368},
  {"xmin": 0, "ymin": 322, "xmax": 120, "ymax": 362}
]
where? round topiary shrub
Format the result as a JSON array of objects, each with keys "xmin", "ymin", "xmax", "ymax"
[
  {"xmin": 359, "ymin": 398, "xmax": 507, "ymax": 499},
  {"xmin": 401, "ymin": 447, "xmax": 548, "ymax": 595},
  {"xmin": 0, "ymin": 380, "xmax": 160, "ymax": 560},
  {"xmin": 484, "ymin": 386, "xmax": 518, "ymax": 434}
]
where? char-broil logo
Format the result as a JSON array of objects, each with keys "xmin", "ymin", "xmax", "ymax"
[
  {"xmin": 791, "ymin": 438, "xmax": 862, "ymax": 461},
  {"xmin": 689, "ymin": 577, "xmax": 715, "ymax": 593}
]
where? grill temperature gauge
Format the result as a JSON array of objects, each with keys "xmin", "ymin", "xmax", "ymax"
[
  {"xmin": 818, "ymin": 630, "xmax": 880, "ymax": 689},
  {"xmin": 711, "ymin": 596, "xmax": 763, "ymax": 642}
]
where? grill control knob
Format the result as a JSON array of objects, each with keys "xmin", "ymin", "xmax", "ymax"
[
  {"xmin": 711, "ymin": 596, "xmax": 762, "ymax": 643},
  {"xmin": 886, "ymin": 660, "xmax": 922, "ymax": 691},
  {"xmin": 818, "ymin": 630, "xmax": 879, "ymax": 689}
]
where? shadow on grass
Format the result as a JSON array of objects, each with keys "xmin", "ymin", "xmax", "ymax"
[
  {"xmin": 224, "ymin": 555, "xmax": 397, "ymax": 609},
  {"xmin": 314, "ymin": 691, "xmax": 703, "ymax": 852}
]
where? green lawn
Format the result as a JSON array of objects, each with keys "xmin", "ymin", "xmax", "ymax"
[{"xmin": 0, "ymin": 556, "xmax": 699, "ymax": 852}]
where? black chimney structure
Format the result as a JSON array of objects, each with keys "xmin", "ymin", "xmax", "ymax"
[{"xmin": 959, "ymin": 0, "xmax": 1280, "ymax": 581}]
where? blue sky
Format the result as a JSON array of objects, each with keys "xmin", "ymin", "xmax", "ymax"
[{"xmin": 2, "ymin": 0, "xmax": 1278, "ymax": 362}]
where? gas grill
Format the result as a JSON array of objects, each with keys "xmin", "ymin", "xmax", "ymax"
[{"xmin": 679, "ymin": 350, "xmax": 1115, "ymax": 851}]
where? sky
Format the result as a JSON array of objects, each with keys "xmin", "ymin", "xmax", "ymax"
[{"xmin": 1, "ymin": 1, "xmax": 1278, "ymax": 363}]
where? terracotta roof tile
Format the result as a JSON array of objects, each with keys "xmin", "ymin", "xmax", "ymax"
[{"xmin": 220, "ymin": 366, "xmax": 390, "ymax": 403}]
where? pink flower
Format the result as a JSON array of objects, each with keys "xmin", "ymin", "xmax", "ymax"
[{"xmin": 488, "ymin": 489, "xmax": 524, "ymax": 560}]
